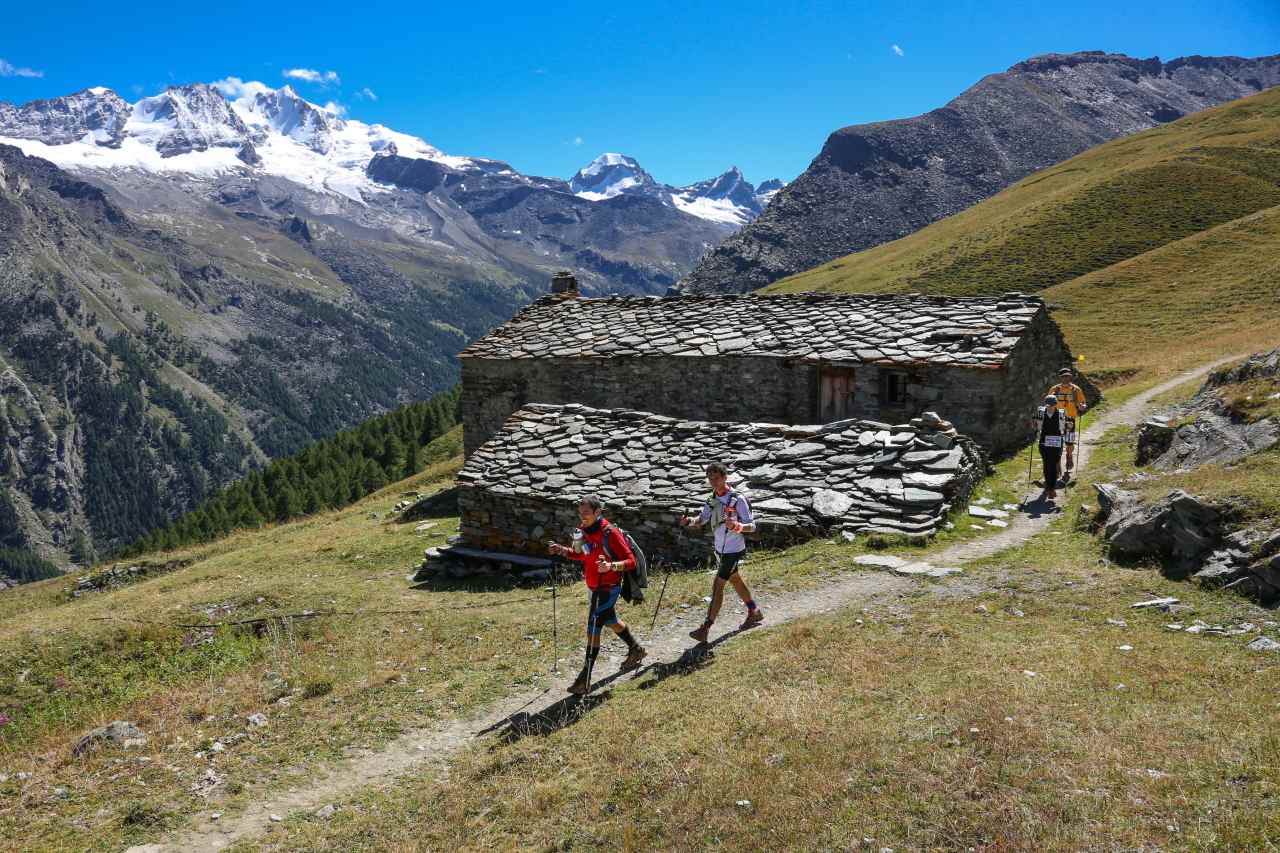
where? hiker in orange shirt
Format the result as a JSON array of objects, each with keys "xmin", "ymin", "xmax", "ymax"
[{"xmin": 1047, "ymin": 367, "xmax": 1088, "ymax": 475}]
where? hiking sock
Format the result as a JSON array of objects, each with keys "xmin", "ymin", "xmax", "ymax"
[
  {"xmin": 617, "ymin": 627, "xmax": 639, "ymax": 651},
  {"xmin": 745, "ymin": 600, "xmax": 757, "ymax": 612}
]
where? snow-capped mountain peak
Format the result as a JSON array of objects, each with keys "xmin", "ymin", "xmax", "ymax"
[
  {"xmin": 128, "ymin": 83, "xmax": 253, "ymax": 157},
  {"xmin": 670, "ymin": 167, "xmax": 785, "ymax": 226},
  {"xmin": 0, "ymin": 82, "xmax": 774, "ymax": 225},
  {"xmin": 566, "ymin": 153, "xmax": 783, "ymax": 225},
  {"xmin": 0, "ymin": 80, "xmax": 481, "ymax": 203},
  {"xmin": 755, "ymin": 178, "xmax": 784, "ymax": 204},
  {"xmin": 569, "ymin": 152, "xmax": 657, "ymax": 200},
  {"xmin": 0, "ymin": 87, "xmax": 131, "ymax": 147},
  {"xmin": 247, "ymin": 85, "xmax": 339, "ymax": 154}
]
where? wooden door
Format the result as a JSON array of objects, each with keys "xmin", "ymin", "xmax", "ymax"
[{"xmin": 819, "ymin": 368, "xmax": 856, "ymax": 422}]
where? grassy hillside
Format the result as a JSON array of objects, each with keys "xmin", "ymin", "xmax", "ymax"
[
  {"xmin": 770, "ymin": 88, "xmax": 1280, "ymax": 383},
  {"xmin": 0, "ymin": 415, "xmax": 1086, "ymax": 851},
  {"xmin": 256, "ymin": 416, "xmax": 1280, "ymax": 851},
  {"xmin": 2, "ymin": 370, "xmax": 1278, "ymax": 851}
]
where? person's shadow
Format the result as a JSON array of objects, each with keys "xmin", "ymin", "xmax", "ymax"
[
  {"xmin": 478, "ymin": 628, "xmax": 745, "ymax": 746},
  {"xmin": 1019, "ymin": 492, "xmax": 1063, "ymax": 519}
]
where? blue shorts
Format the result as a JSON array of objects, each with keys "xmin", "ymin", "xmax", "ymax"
[{"xmin": 586, "ymin": 586, "xmax": 621, "ymax": 636}]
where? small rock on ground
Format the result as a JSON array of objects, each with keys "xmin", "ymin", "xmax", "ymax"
[{"xmin": 72, "ymin": 721, "xmax": 146, "ymax": 757}]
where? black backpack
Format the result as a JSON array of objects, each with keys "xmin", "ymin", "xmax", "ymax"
[{"xmin": 600, "ymin": 521, "xmax": 649, "ymax": 604}]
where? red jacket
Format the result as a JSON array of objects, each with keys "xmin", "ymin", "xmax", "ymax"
[{"xmin": 565, "ymin": 519, "xmax": 635, "ymax": 590}]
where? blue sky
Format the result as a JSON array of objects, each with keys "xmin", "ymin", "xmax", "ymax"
[{"xmin": 2, "ymin": 0, "xmax": 1277, "ymax": 185}]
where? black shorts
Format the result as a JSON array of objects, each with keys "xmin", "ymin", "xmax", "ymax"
[{"xmin": 715, "ymin": 550, "xmax": 747, "ymax": 581}]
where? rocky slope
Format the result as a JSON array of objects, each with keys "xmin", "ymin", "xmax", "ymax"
[
  {"xmin": 0, "ymin": 142, "xmax": 532, "ymax": 565},
  {"xmin": 679, "ymin": 51, "xmax": 1280, "ymax": 294}
]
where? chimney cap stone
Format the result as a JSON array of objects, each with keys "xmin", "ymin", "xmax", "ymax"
[{"xmin": 551, "ymin": 270, "xmax": 579, "ymax": 295}]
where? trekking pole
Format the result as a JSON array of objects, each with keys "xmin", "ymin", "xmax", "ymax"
[
  {"xmin": 650, "ymin": 562, "xmax": 671, "ymax": 631},
  {"xmin": 1027, "ymin": 441, "xmax": 1034, "ymax": 486},
  {"xmin": 548, "ymin": 557, "xmax": 559, "ymax": 674}
]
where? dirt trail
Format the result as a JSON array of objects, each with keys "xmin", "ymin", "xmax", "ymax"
[{"xmin": 129, "ymin": 357, "xmax": 1239, "ymax": 853}]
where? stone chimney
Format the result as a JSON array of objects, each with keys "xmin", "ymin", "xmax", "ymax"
[{"xmin": 550, "ymin": 270, "xmax": 580, "ymax": 297}]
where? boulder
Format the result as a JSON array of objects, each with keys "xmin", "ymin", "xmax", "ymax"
[
  {"xmin": 72, "ymin": 721, "xmax": 146, "ymax": 757},
  {"xmin": 1135, "ymin": 418, "xmax": 1174, "ymax": 465},
  {"xmin": 1149, "ymin": 412, "xmax": 1279, "ymax": 471},
  {"xmin": 1101, "ymin": 489, "xmax": 1226, "ymax": 578},
  {"xmin": 1094, "ymin": 483, "xmax": 1139, "ymax": 518}
]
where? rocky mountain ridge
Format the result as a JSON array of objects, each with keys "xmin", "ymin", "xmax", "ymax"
[
  {"xmin": 567, "ymin": 153, "xmax": 782, "ymax": 226},
  {"xmin": 679, "ymin": 50, "xmax": 1280, "ymax": 294},
  {"xmin": 0, "ymin": 81, "xmax": 751, "ymax": 299}
]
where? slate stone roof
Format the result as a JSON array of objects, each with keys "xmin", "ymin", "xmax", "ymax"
[
  {"xmin": 457, "ymin": 403, "xmax": 984, "ymax": 538},
  {"xmin": 460, "ymin": 292, "xmax": 1045, "ymax": 368}
]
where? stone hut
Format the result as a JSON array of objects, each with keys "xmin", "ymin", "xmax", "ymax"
[
  {"xmin": 436, "ymin": 402, "xmax": 984, "ymax": 571},
  {"xmin": 460, "ymin": 275, "xmax": 1083, "ymax": 457}
]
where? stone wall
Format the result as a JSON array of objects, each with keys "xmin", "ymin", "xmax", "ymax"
[
  {"xmin": 461, "ymin": 355, "xmax": 817, "ymax": 457},
  {"xmin": 989, "ymin": 309, "xmax": 1095, "ymax": 454},
  {"xmin": 463, "ymin": 353, "xmax": 1071, "ymax": 459},
  {"xmin": 455, "ymin": 404, "xmax": 985, "ymax": 567}
]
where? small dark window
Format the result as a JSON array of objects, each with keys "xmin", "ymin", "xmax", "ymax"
[{"xmin": 880, "ymin": 371, "xmax": 908, "ymax": 406}]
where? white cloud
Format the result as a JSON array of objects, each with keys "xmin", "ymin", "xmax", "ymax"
[
  {"xmin": 212, "ymin": 76, "xmax": 274, "ymax": 100},
  {"xmin": 0, "ymin": 58, "xmax": 44, "ymax": 78},
  {"xmin": 892, "ymin": 44, "xmax": 904, "ymax": 57},
  {"xmin": 357, "ymin": 87, "xmax": 378, "ymax": 101},
  {"xmin": 573, "ymin": 136, "xmax": 584, "ymax": 146},
  {"xmin": 283, "ymin": 68, "xmax": 340, "ymax": 85},
  {"xmin": 322, "ymin": 100, "xmax": 347, "ymax": 117}
]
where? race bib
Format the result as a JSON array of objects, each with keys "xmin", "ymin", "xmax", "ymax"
[{"xmin": 1042, "ymin": 436, "xmax": 1063, "ymax": 448}]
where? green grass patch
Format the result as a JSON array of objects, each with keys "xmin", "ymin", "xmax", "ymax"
[{"xmin": 1218, "ymin": 377, "xmax": 1280, "ymax": 423}]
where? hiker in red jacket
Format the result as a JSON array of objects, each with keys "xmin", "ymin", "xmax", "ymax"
[{"xmin": 548, "ymin": 494, "xmax": 647, "ymax": 695}]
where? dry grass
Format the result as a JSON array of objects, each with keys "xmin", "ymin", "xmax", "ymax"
[
  {"xmin": 1217, "ymin": 377, "xmax": 1280, "ymax": 423},
  {"xmin": 0, "ymin": 435, "xmax": 1030, "ymax": 851},
  {"xmin": 243, "ymin": 423, "xmax": 1280, "ymax": 853},
  {"xmin": 3, "ymin": 384, "xmax": 1274, "ymax": 851},
  {"xmin": 260, "ymin": 541, "xmax": 1280, "ymax": 851}
]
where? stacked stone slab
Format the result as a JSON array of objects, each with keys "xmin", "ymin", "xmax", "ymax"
[
  {"xmin": 453, "ymin": 403, "xmax": 984, "ymax": 568},
  {"xmin": 461, "ymin": 290, "xmax": 1091, "ymax": 457}
]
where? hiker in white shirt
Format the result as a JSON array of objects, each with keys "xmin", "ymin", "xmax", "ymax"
[{"xmin": 678, "ymin": 462, "xmax": 763, "ymax": 643}]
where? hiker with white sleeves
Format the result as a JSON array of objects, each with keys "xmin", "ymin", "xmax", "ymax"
[{"xmin": 678, "ymin": 462, "xmax": 763, "ymax": 642}]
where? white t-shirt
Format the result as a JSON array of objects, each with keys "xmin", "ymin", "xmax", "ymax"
[{"xmin": 697, "ymin": 490, "xmax": 753, "ymax": 555}]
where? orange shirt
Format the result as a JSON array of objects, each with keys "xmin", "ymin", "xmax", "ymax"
[{"xmin": 1049, "ymin": 382, "xmax": 1086, "ymax": 418}]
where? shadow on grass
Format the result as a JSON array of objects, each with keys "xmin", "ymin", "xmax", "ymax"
[
  {"xmin": 397, "ymin": 487, "xmax": 459, "ymax": 522},
  {"xmin": 479, "ymin": 629, "xmax": 745, "ymax": 746},
  {"xmin": 410, "ymin": 557, "xmax": 582, "ymax": 594},
  {"xmin": 483, "ymin": 691, "xmax": 614, "ymax": 746}
]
